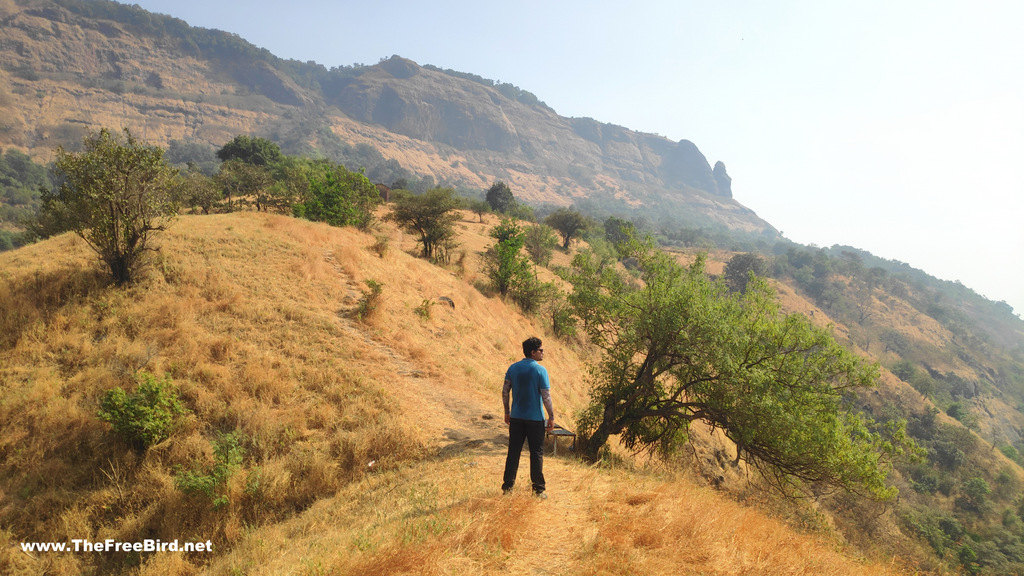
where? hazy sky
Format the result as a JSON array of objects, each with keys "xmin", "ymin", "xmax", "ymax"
[{"xmin": 123, "ymin": 0, "xmax": 1024, "ymax": 316}]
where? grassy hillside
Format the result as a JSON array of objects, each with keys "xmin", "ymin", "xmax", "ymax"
[{"xmin": 0, "ymin": 211, "xmax": 905, "ymax": 575}]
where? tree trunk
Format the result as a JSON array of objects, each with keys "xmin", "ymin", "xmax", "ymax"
[{"xmin": 582, "ymin": 402, "xmax": 619, "ymax": 462}]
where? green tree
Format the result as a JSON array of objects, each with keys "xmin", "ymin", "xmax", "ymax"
[
  {"xmin": 485, "ymin": 181, "xmax": 515, "ymax": 213},
  {"xmin": 724, "ymin": 253, "xmax": 769, "ymax": 293},
  {"xmin": 545, "ymin": 207, "xmax": 590, "ymax": 250},
  {"xmin": 264, "ymin": 156, "xmax": 309, "ymax": 213},
  {"xmin": 604, "ymin": 215, "xmax": 637, "ymax": 254},
  {"xmin": 564, "ymin": 237, "xmax": 909, "ymax": 498},
  {"xmin": 216, "ymin": 134, "xmax": 283, "ymax": 167},
  {"xmin": 165, "ymin": 140, "xmax": 219, "ymax": 175},
  {"xmin": 958, "ymin": 477, "xmax": 991, "ymax": 512},
  {"xmin": 176, "ymin": 167, "xmax": 221, "ymax": 215},
  {"xmin": 296, "ymin": 160, "xmax": 380, "ymax": 229},
  {"xmin": 386, "ymin": 187, "xmax": 461, "ymax": 264},
  {"xmin": 39, "ymin": 128, "xmax": 178, "ymax": 284},
  {"xmin": 467, "ymin": 198, "xmax": 492, "ymax": 223},
  {"xmin": 485, "ymin": 218, "xmax": 531, "ymax": 297},
  {"xmin": 506, "ymin": 201, "xmax": 536, "ymax": 222},
  {"xmin": 524, "ymin": 223, "xmax": 558, "ymax": 266},
  {"xmin": 214, "ymin": 159, "xmax": 274, "ymax": 211}
]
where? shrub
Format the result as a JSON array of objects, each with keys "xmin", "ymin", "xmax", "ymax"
[
  {"xmin": 414, "ymin": 299, "xmax": 433, "ymax": 320},
  {"xmin": 371, "ymin": 235, "xmax": 389, "ymax": 258},
  {"xmin": 298, "ymin": 160, "xmax": 380, "ymax": 230},
  {"xmin": 97, "ymin": 372, "xmax": 186, "ymax": 450},
  {"xmin": 509, "ymin": 273, "xmax": 555, "ymax": 315},
  {"xmin": 356, "ymin": 279, "xmax": 384, "ymax": 322},
  {"xmin": 175, "ymin": 431, "xmax": 245, "ymax": 509},
  {"xmin": 548, "ymin": 294, "xmax": 578, "ymax": 340},
  {"xmin": 484, "ymin": 218, "xmax": 529, "ymax": 297},
  {"xmin": 524, "ymin": 224, "xmax": 558, "ymax": 266}
]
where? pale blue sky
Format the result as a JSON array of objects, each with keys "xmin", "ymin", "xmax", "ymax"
[{"xmin": 124, "ymin": 0, "xmax": 1024, "ymax": 316}]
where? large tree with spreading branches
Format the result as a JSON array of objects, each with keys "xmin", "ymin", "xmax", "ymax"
[{"xmin": 564, "ymin": 237, "xmax": 913, "ymax": 498}]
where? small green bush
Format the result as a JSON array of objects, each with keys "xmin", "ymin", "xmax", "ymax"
[
  {"xmin": 414, "ymin": 298, "xmax": 434, "ymax": 320},
  {"xmin": 175, "ymin": 431, "xmax": 245, "ymax": 509},
  {"xmin": 356, "ymin": 279, "xmax": 384, "ymax": 322},
  {"xmin": 97, "ymin": 372, "xmax": 186, "ymax": 450}
]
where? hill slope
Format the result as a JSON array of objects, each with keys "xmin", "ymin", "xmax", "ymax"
[{"xmin": 0, "ymin": 211, "xmax": 902, "ymax": 575}]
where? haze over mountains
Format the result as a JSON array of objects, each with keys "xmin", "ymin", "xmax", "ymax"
[{"xmin": 0, "ymin": 0, "xmax": 774, "ymax": 238}]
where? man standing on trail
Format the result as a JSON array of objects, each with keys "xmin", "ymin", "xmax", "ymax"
[{"xmin": 502, "ymin": 336, "xmax": 555, "ymax": 497}]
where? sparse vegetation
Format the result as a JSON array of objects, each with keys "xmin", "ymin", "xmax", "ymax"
[
  {"xmin": 0, "ymin": 120, "xmax": 1018, "ymax": 575},
  {"xmin": 371, "ymin": 234, "xmax": 390, "ymax": 257},
  {"xmin": 414, "ymin": 298, "xmax": 434, "ymax": 319},
  {"xmin": 0, "ymin": 212, "xmax": 427, "ymax": 575},
  {"xmin": 2, "ymin": 201, "xmax": 1009, "ymax": 575}
]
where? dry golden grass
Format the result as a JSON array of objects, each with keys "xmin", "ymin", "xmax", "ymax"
[
  {"xmin": 200, "ymin": 452, "xmax": 905, "ymax": 576},
  {"xmin": 0, "ymin": 211, "xmax": 912, "ymax": 575}
]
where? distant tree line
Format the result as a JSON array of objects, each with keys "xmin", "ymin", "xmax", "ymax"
[{"xmin": 26, "ymin": 129, "xmax": 392, "ymax": 282}]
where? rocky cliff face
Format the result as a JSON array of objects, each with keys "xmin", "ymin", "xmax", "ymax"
[
  {"xmin": 0, "ymin": 1, "xmax": 772, "ymax": 235},
  {"xmin": 332, "ymin": 57, "xmax": 733, "ymax": 199},
  {"xmin": 713, "ymin": 161, "xmax": 733, "ymax": 198}
]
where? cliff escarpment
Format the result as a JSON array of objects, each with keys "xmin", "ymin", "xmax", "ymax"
[{"xmin": 0, "ymin": 0, "xmax": 774, "ymax": 235}]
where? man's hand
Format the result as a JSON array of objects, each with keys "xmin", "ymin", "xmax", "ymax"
[
  {"xmin": 546, "ymin": 419, "xmax": 555, "ymax": 432},
  {"xmin": 504, "ymin": 413, "xmax": 510, "ymax": 425}
]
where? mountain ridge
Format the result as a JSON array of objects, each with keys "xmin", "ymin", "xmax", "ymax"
[{"xmin": 0, "ymin": 0, "xmax": 773, "ymax": 235}]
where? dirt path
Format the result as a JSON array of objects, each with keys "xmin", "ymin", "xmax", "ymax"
[
  {"xmin": 324, "ymin": 247, "xmax": 509, "ymax": 454},
  {"xmin": 491, "ymin": 453, "xmax": 604, "ymax": 575},
  {"xmin": 324, "ymin": 246, "xmax": 605, "ymax": 575}
]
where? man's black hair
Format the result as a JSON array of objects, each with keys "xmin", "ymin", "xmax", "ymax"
[{"xmin": 522, "ymin": 336, "xmax": 542, "ymax": 358}]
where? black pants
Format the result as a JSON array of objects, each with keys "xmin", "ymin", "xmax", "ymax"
[{"xmin": 502, "ymin": 418, "xmax": 546, "ymax": 493}]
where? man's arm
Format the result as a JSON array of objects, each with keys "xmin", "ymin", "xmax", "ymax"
[
  {"xmin": 540, "ymin": 388, "xmax": 554, "ymax": 432},
  {"xmin": 502, "ymin": 377, "xmax": 512, "ymax": 424}
]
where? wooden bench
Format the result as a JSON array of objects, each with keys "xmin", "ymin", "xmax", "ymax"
[{"xmin": 546, "ymin": 424, "xmax": 576, "ymax": 455}]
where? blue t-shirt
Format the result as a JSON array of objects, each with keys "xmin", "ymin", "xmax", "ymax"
[{"xmin": 506, "ymin": 358, "xmax": 550, "ymax": 421}]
